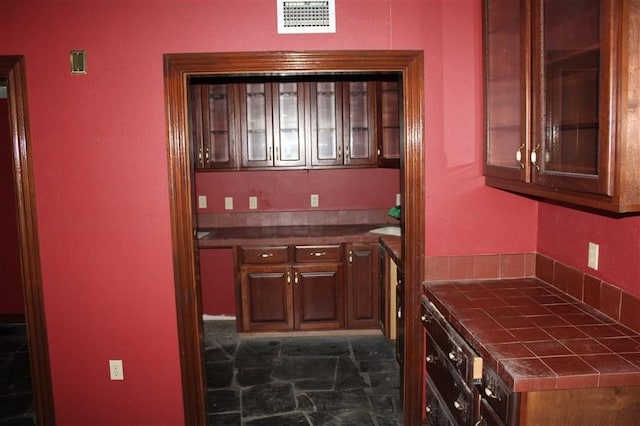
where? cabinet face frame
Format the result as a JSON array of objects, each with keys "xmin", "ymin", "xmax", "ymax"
[{"xmin": 164, "ymin": 50, "xmax": 425, "ymax": 426}]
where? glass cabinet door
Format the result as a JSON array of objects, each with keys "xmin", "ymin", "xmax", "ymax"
[
  {"xmin": 344, "ymin": 82, "xmax": 377, "ymax": 166},
  {"xmin": 273, "ymin": 82, "xmax": 306, "ymax": 167},
  {"xmin": 204, "ymin": 84, "xmax": 235, "ymax": 168},
  {"xmin": 310, "ymin": 81, "xmax": 343, "ymax": 166},
  {"xmin": 189, "ymin": 83, "xmax": 236, "ymax": 170},
  {"xmin": 378, "ymin": 80, "xmax": 401, "ymax": 167},
  {"xmin": 240, "ymin": 83, "xmax": 274, "ymax": 168},
  {"xmin": 533, "ymin": 0, "xmax": 613, "ymax": 195},
  {"xmin": 484, "ymin": 0, "xmax": 530, "ymax": 182}
]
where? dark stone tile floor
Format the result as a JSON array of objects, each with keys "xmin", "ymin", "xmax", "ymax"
[
  {"xmin": 203, "ymin": 321, "xmax": 402, "ymax": 425},
  {"xmin": 0, "ymin": 323, "xmax": 35, "ymax": 426}
]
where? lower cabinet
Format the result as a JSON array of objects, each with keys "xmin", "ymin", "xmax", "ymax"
[
  {"xmin": 345, "ymin": 243, "xmax": 379, "ymax": 329},
  {"xmin": 239, "ymin": 242, "xmax": 380, "ymax": 332}
]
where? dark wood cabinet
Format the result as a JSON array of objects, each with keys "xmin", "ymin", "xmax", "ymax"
[
  {"xmin": 239, "ymin": 82, "xmax": 306, "ymax": 169},
  {"xmin": 239, "ymin": 244, "xmax": 344, "ymax": 332},
  {"xmin": 483, "ymin": 0, "xmax": 640, "ymax": 213},
  {"xmin": 345, "ymin": 243, "xmax": 379, "ymax": 329},
  {"xmin": 190, "ymin": 75, "xmax": 399, "ymax": 172},
  {"xmin": 376, "ymin": 80, "xmax": 401, "ymax": 168},
  {"xmin": 309, "ymin": 81, "xmax": 378, "ymax": 167},
  {"xmin": 189, "ymin": 83, "xmax": 238, "ymax": 170}
]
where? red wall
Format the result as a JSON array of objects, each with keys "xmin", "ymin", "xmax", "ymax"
[
  {"xmin": 538, "ymin": 204, "xmax": 640, "ymax": 296},
  {"xmin": 0, "ymin": 98, "xmax": 24, "ymax": 314},
  {"xmin": 196, "ymin": 168, "xmax": 400, "ymax": 213},
  {"xmin": 8, "ymin": 0, "xmax": 629, "ymax": 424},
  {"xmin": 199, "ymin": 249, "xmax": 235, "ymax": 316}
]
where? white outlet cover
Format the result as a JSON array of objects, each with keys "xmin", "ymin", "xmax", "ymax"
[
  {"xmin": 224, "ymin": 197, "xmax": 233, "ymax": 211},
  {"xmin": 310, "ymin": 194, "xmax": 319, "ymax": 208},
  {"xmin": 249, "ymin": 196, "xmax": 258, "ymax": 210},
  {"xmin": 588, "ymin": 242, "xmax": 599, "ymax": 270},
  {"xmin": 109, "ymin": 359, "xmax": 124, "ymax": 380},
  {"xmin": 198, "ymin": 195, "xmax": 207, "ymax": 209}
]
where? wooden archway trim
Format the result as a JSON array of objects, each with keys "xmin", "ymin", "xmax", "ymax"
[
  {"xmin": 0, "ymin": 56, "xmax": 55, "ymax": 425},
  {"xmin": 163, "ymin": 50, "xmax": 425, "ymax": 426}
]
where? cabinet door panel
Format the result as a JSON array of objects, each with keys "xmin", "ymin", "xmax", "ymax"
[
  {"xmin": 484, "ymin": 0, "xmax": 530, "ymax": 182},
  {"xmin": 273, "ymin": 82, "xmax": 306, "ymax": 167},
  {"xmin": 240, "ymin": 83, "xmax": 274, "ymax": 168},
  {"xmin": 190, "ymin": 83, "xmax": 237, "ymax": 170},
  {"xmin": 310, "ymin": 81, "xmax": 343, "ymax": 166},
  {"xmin": 240, "ymin": 266, "xmax": 292, "ymax": 331},
  {"xmin": 344, "ymin": 82, "xmax": 377, "ymax": 166},
  {"xmin": 378, "ymin": 80, "xmax": 401, "ymax": 168},
  {"xmin": 533, "ymin": 0, "xmax": 613, "ymax": 195},
  {"xmin": 346, "ymin": 244, "xmax": 379, "ymax": 328},
  {"xmin": 294, "ymin": 264, "xmax": 344, "ymax": 330}
]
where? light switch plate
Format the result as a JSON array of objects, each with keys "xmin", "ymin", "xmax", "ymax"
[{"xmin": 249, "ymin": 196, "xmax": 258, "ymax": 210}]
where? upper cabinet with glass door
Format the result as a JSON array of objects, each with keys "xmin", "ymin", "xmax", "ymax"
[
  {"xmin": 310, "ymin": 80, "xmax": 378, "ymax": 167},
  {"xmin": 484, "ymin": 0, "xmax": 640, "ymax": 213},
  {"xmin": 240, "ymin": 81, "xmax": 306, "ymax": 169},
  {"xmin": 189, "ymin": 83, "xmax": 238, "ymax": 170}
]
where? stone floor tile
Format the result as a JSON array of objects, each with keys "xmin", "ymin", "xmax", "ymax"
[
  {"xmin": 237, "ymin": 367, "xmax": 273, "ymax": 387},
  {"xmin": 272, "ymin": 357, "xmax": 337, "ymax": 382},
  {"xmin": 207, "ymin": 412, "xmax": 242, "ymax": 426},
  {"xmin": 205, "ymin": 360, "xmax": 234, "ymax": 389},
  {"xmin": 244, "ymin": 412, "xmax": 311, "ymax": 425},
  {"xmin": 241, "ymin": 383, "xmax": 297, "ymax": 418},
  {"xmin": 207, "ymin": 388, "xmax": 240, "ymax": 414},
  {"xmin": 280, "ymin": 337, "xmax": 350, "ymax": 357}
]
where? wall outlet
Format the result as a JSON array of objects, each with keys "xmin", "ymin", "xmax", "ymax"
[
  {"xmin": 224, "ymin": 197, "xmax": 233, "ymax": 210},
  {"xmin": 588, "ymin": 242, "xmax": 599, "ymax": 270},
  {"xmin": 109, "ymin": 359, "xmax": 124, "ymax": 380},
  {"xmin": 198, "ymin": 195, "xmax": 207, "ymax": 209},
  {"xmin": 310, "ymin": 194, "xmax": 319, "ymax": 208},
  {"xmin": 249, "ymin": 196, "xmax": 258, "ymax": 210}
]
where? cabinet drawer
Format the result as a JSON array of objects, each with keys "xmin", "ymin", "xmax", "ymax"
[
  {"xmin": 294, "ymin": 245, "xmax": 342, "ymax": 263},
  {"xmin": 421, "ymin": 299, "xmax": 482, "ymax": 385},
  {"xmin": 426, "ymin": 375, "xmax": 457, "ymax": 426},
  {"xmin": 426, "ymin": 332, "xmax": 478, "ymax": 426},
  {"xmin": 481, "ymin": 365, "xmax": 517, "ymax": 425},
  {"xmin": 239, "ymin": 246, "xmax": 290, "ymax": 264}
]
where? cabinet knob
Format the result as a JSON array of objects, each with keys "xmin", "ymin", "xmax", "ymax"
[
  {"xmin": 448, "ymin": 351, "xmax": 461, "ymax": 363},
  {"xmin": 426, "ymin": 354, "xmax": 437, "ymax": 364},
  {"xmin": 515, "ymin": 144, "xmax": 524, "ymax": 168},
  {"xmin": 530, "ymin": 144, "xmax": 540, "ymax": 170},
  {"xmin": 421, "ymin": 314, "xmax": 431, "ymax": 324},
  {"xmin": 484, "ymin": 386, "xmax": 500, "ymax": 400}
]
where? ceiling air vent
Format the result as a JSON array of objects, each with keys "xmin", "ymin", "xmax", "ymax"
[{"xmin": 277, "ymin": 0, "xmax": 336, "ymax": 34}]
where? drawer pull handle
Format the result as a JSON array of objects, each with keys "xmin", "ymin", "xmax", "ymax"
[
  {"xmin": 453, "ymin": 399, "xmax": 465, "ymax": 411},
  {"xmin": 426, "ymin": 355, "xmax": 437, "ymax": 364},
  {"xmin": 258, "ymin": 253, "xmax": 274, "ymax": 258},
  {"xmin": 484, "ymin": 386, "xmax": 501, "ymax": 400},
  {"xmin": 310, "ymin": 252, "xmax": 326, "ymax": 257}
]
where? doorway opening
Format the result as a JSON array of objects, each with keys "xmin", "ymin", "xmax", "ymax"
[
  {"xmin": 0, "ymin": 56, "xmax": 55, "ymax": 425},
  {"xmin": 163, "ymin": 51, "xmax": 425, "ymax": 425}
]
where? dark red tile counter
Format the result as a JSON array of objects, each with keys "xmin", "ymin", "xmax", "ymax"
[
  {"xmin": 423, "ymin": 278, "xmax": 640, "ymax": 392},
  {"xmin": 198, "ymin": 224, "xmax": 391, "ymax": 248}
]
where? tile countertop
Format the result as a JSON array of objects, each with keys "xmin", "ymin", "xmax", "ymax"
[
  {"xmin": 423, "ymin": 278, "xmax": 640, "ymax": 393},
  {"xmin": 197, "ymin": 224, "xmax": 399, "ymax": 248}
]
